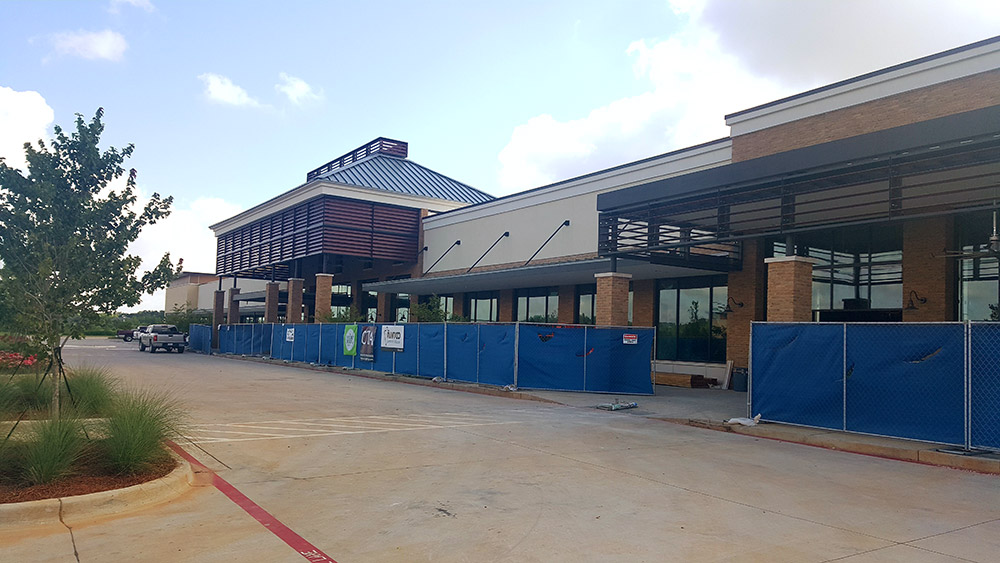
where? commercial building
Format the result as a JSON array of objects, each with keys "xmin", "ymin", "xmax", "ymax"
[{"xmin": 193, "ymin": 36, "xmax": 1000, "ymax": 381}]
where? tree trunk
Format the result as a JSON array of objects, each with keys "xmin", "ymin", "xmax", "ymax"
[{"xmin": 50, "ymin": 345, "xmax": 61, "ymax": 418}]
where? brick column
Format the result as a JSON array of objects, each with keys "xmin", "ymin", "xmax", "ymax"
[
  {"xmin": 314, "ymin": 274, "xmax": 334, "ymax": 322},
  {"xmin": 902, "ymin": 216, "xmax": 955, "ymax": 322},
  {"xmin": 264, "ymin": 282, "xmax": 280, "ymax": 323},
  {"xmin": 212, "ymin": 290, "xmax": 225, "ymax": 349},
  {"xmin": 631, "ymin": 279, "xmax": 656, "ymax": 327},
  {"xmin": 377, "ymin": 292, "xmax": 392, "ymax": 323},
  {"xmin": 765, "ymin": 256, "xmax": 815, "ymax": 322},
  {"xmin": 227, "ymin": 287, "xmax": 241, "ymax": 324},
  {"xmin": 727, "ymin": 239, "xmax": 768, "ymax": 368},
  {"xmin": 287, "ymin": 278, "xmax": 304, "ymax": 323},
  {"xmin": 498, "ymin": 289, "xmax": 514, "ymax": 322},
  {"xmin": 351, "ymin": 279, "xmax": 365, "ymax": 318},
  {"xmin": 557, "ymin": 285, "xmax": 575, "ymax": 324},
  {"xmin": 595, "ymin": 272, "xmax": 631, "ymax": 326},
  {"xmin": 452, "ymin": 293, "xmax": 466, "ymax": 319}
]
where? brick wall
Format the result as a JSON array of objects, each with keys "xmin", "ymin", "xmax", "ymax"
[
  {"xmin": 287, "ymin": 278, "xmax": 304, "ymax": 323},
  {"xmin": 732, "ymin": 70, "xmax": 1000, "ymax": 162},
  {"xmin": 264, "ymin": 282, "xmax": 280, "ymax": 323},
  {"xmin": 726, "ymin": 240, "xmax": 767, "ymax": 368},
  {"xmin": 212, "ymin": 290, "xmax": 225, "ymax": 348},
  {"xmin": 631, "ymin": 279, "xmax": 656, "ymax": 327},
  {"xmin": 902, "ymin": 216, "xmax": 956, "ymax": 322},
  {"xmin": 765, "ymin": 257, "xmax": 814, "ymax": 322},
  {"xmin": 314, "ymin": 274, "xmax": 333, "ymax": 322},
  {"xmin": 558, "ymin": 285, "xmax": 576, "ymax": 323},
  {"xmin": 498, "ymin": 290, "xmax": 514, "ymax": 322},
  {"xmin": 227, "ymin": 287, "xmax": 241, "ymax": 324}
]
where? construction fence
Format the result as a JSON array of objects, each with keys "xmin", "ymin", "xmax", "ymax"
[
  {"xmin": 750, "ymin": 322, "xmax": 1000, "ymax": 451},
  {"xmin": 189, "ymin": 322, "xmax": 654, "ymax": 395}
]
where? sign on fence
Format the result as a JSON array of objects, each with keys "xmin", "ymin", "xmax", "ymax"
[
  {"xmin": 359, "ymin": 325, "xmax": 375, "ymax": 362},
  {"xmin": 286, "ymin": 328, "xmax": 295, "ymax": 342},
  {"xmin": 343, "ymin": 324, "xmax": 357, "ymax": 356},
  {"xmin": 381, "ymin": 325, "xmax": 404, "ymax": 352}
]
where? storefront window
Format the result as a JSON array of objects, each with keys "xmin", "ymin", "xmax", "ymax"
[
  {"xmin": 577, "ymin": 284, "xmax": 596, "ymax": 325},
  {"xmin": 516, "ymin": 287, "xmax": 558, "ymax": 323},
  {"xmin": 959, "ymin": 212, "xmax": 999, "ymax": 321},
  {"xmin": 467, "ymin": 291, "xmax": 499, "ymax": 322},
  {"xmin": 393, "ymin": 293, "xmax": 410, "ymax": 323},
  {"xmin": 656, "ymin": 276, "xmax": 727, "ymax": 363},
  {"xmin": 330, "ymin": 284, "xmax": 352, "ymax": 318}
]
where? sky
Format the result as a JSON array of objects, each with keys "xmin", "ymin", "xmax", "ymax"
[{"xmin": 1, "ymin": 0, "xmax": 999, "ymax": 312}]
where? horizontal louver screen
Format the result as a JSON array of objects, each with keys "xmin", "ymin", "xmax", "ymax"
[{"xmin": 215, "ymin": 195, "xmax": 419, "ymax": 276}]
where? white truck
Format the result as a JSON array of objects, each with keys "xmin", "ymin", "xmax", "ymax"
[{"xmin": 138, "ymin": 324, "xmax": 187, "ymax": 353}]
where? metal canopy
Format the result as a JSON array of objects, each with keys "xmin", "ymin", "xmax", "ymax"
[
  {"xmin": 362, "ymin": 258, "xmax": 721, "ymax": 295},
  {"xmin": 598, "ymin": 105, "xmax": 1000, "ymax": 262}
]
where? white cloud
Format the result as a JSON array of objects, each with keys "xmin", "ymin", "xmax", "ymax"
[
  {"xmin": 198, "ymin": 73, "xmax": 264, "ymax": 108},
  {"xmin": 0, "ymin": 86, "xmax": 55, "ymax": 172},
  {"xmin": 108, "ymin": 0, "xmax": 155, "ymax": 14},
  {"xmin": 275, "ymin": 72, "xmax": 324, "ymax": 105},
  {"xmin": 49, "ymin": 30, "xmax": 128, "ymax": 62},
  {"xmin": 125, "ymin": 194, "xmax": 244, "ymax": 312},
  {"xmin": 496, "ymin": 0, "xmax": 1000, "ymax": 194}
]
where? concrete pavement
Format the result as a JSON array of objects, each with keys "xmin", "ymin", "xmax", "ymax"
[{"xmin": 2, "ymin": 338, "xmax": 998, "ymax": 562}]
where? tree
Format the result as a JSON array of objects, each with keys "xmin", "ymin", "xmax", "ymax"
[
  {"xmin": 0, "ymin": 108, "xmax": 179, "ymax": 414},
  {"xmin": 166, "ymin": 304, "xmax": 211, "ymax": 333}
]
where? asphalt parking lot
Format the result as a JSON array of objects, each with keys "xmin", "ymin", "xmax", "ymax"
[{"xmin": 4, "ymin": 337, "xmax": 1000, "ymax": 562}]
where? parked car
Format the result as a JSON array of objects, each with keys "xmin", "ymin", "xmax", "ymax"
[
  {"xmin": 117, "ymin": 326, "xmax": 147, "ymax": 342},
  {"xmin": 138, "ymin": 324, "xmax": 187, "ymax": 353}
]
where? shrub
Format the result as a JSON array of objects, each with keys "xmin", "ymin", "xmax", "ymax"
[
  {"xmin": 65, "ymin": 365, "xmax": 117, "ymax": 417},
  {"xmin": 12, "ymin": 374, "xmax": 51, "ymax": 412},
  {"xmin": 101, "ymin": 388, "xmax": 183, "ymax": 475},
  {"xmin": 0, "ymin": 379, "xmax": 18, "ymax": 419},
  {"xmin": 21, "ymin": 416, "xmax": 86, "ymax": 485}
]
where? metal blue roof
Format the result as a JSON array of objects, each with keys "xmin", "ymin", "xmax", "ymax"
[{"xmin": 315, "ymin": 153, "xmax": 494, "ymax": 205}]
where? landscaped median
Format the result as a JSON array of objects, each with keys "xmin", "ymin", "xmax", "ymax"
[{"xmin": 1, "ymin": 364, "xmax": 194, "ymax": 521}]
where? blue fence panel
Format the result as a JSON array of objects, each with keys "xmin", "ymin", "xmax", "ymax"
[
  {"xmin": 236, "ymin": 325, "xmax": 251, "ymax": 355},
  {"xmin": 278, "ymin": 324, "xmax": 295, "ymax": 361},
  {"xmin": 969, "ymin": 323, "xmax": 1000, "ymax": 450},
  {"xmin": 301, "ymin": 324, "xmax": 320, "ymax": 364},
  {"xmin": 258, "ymin": 324, "xmax": 273, "ymax": 356},
  {"xmin": 751, "ymin": 323, "xmax": 844, "ymax": 430},
  {"xmin": 290, "ymin": 325, "xmax": 306, "ymax": 362},
  {"xmin": 517, "ymin": 325, "xmax": 586, "ymax": 391},
  {"xmin": 217, "ymin": 326, "xmax": 231, "ymax": 354},
  {"xmin": 394, "ymin": 325, "xmax": 420, "ymax": 376},
  {"xmin": 584, "ymin": 327, "xmax": 654, "ymax": 394},
  {"xmin": 478, "ymin": 324, "xmax": 515, "ymax": 387},
  {"xmin": 335, "ymin": 324, "xmax": 356, "ymax": 368},
  {"xmin": 373, "ymin": 324, "xmax": 395, "ymax": 373},
  {"xmin": 356, "ymin": 324, "xmax": 376, "ymax": 371},
  {"xmin": 418, "ymin": 324, "xmax": 445, "ymax": 378},
  {"xmin": 846, "ymin": 324, "xmax": 964, "ymax": 445},
  {"xmin": 319, "ymin": 324, "xmax": 338, "ymax": 366},
  {"xmin": 188, "ymin": 325, "xmax": 211, "ymax": 354},
  {"xmin": 447, "ymin": 324, "xmax": 479, "ymax": 382}
]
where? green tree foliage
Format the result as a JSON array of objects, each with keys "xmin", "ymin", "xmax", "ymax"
[
  {"xmin": 0, "ymin": 108, "xmax": 179, "ymax": 413},
  {"xmin": 165, "ymin": 304, "xmax": 210, "ymax": 333},
  {"xmin": 409, "ymin": 295, "xmax": 467, "ymax": 322}
]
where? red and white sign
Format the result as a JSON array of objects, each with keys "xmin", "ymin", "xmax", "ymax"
[{"xmin": 623, "ymin": 333, "xmax": 638, "ymax": 345}]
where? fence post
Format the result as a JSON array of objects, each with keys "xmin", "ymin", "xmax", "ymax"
[
  {"xmin": 966, "ymin": 322, "xmax": 972, "ymax": 451},
  {"xmin": 416, "ymin": 324, "xmax": 420, "ymax": 377},
  {"xmin": 583, "ymin": 326, "xmax": 588, "ymax": 391},
  {"xmin": 514, "ymin": 322, "xmax": 520, "ymax": 389},
  {"xmin": 317, "ymin": 323, "xmax": 322, "ymax": 365},
  {"xmin": 747, "ymin": 322, "xmax": 753, "ymax": 418},
  {"xmin": 842, "ymin": 323, "xmax": 848, "ymax": 431},
  {"xmin": 476, "ymin": 324, "xmax": 481, "ymax": 383},
  {"xmin": 443, "ymin": 323, "xmax": 449, "ymax": 382}
]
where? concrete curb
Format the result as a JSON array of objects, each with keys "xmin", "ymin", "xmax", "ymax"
[
  {"xmin": 1, "ymin": 454, "xmax": 195, "ymax": 528},
  {"xmin": 662, "ymin": 418, "xmax": 1000, "ymax": 475}
]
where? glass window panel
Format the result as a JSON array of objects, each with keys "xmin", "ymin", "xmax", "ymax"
[
  {"xmin": 812, "ymin": 280, "xmax": 832, "ymax": 310},
  {"xmin": 547, "ymin": 295, "xmax": 558, "ymax": 323},
  {"xmin": 656, "ymin": 286, "xmax": 677, "ymax": 361},
  {"xmin": 710, "ymin": 285, "xmax": 727, "ymax": 363},
  {"xmin": 678, "ymin": 287, "xmax": 710, "ymax": 361}
]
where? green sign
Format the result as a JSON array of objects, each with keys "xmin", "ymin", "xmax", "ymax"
[{"xmin": 343, "ymin": 324, "xmax": 358, "ymax": 356}]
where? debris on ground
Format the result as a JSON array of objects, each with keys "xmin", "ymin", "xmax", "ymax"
[
  {"xmin": 725, "ymin": 414, "xmax": 762, "ymax": 426},
  {"xmin": 597, "ymin": 401, "xmax": 638, "ymax": 411},
  {"xmin": 502, "ymin": 384, "xmax": 518, "ymax": 392},
  {"xmin": 432, "ymin": 376, "xmax": 445, "ymax": 382}
]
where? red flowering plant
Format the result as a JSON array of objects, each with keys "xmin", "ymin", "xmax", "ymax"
[{"xmin": 0, "ymin": 334, "xmax": 44, "ymax": 372}]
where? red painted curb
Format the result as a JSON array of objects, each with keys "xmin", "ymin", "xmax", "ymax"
[{"xmin": 168, "ymin": 441, "xmax": 337, "ymax": 563}]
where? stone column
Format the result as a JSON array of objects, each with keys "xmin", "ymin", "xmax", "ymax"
[
  {"xmin": 377, "ymin": 292, "xmax": 392, "ymax": 323},
  {"xmin": 264, "ymin": 282, "xmax": 280, "ymax": 323},
  {"xmin": 452, "ymin": 293, "xmax": 466, "ymax": 319},
  {"xmin": 557, "ymin": 285, "xmax": 575, "ymax": 324},
  {"xmin": 227, "ymin": 287, "xmax": 241, "ymax": 324},
  {"xmin": 287, "ymin": 278, "xmax": 304, "ymax": 323},
  {"xmin": 314, "ymin": 273, "xmax": 334, "ymax": 322},
  {"xmin": 212, "ymin": 290, "xmax": 225, "ymax": 349},
  {"xmin": 765, "ymin": 256, "xmax": 815, "ymax": 322},
  {"xmin": 595, "ymin": 272, "xmax": 632, "ymax": 326},
  {"xmin": 902, "ymin": 216, "xmax": 955, "ymax": 322},
  {"xmin": 727, "ymin": 239, "xmax": 768, "ymax": 368}
]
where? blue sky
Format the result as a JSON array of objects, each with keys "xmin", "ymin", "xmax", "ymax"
[{"xmin": 1, "ymin": 0, "xmax": 999, "ymax": 311}]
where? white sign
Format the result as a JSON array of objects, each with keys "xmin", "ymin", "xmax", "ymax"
[
  {"xmin": 286, "ymin": 328, "xmax": 295, "ymax": 342},
  {"xmin": 623, "ymin": 333, "xmax": 638, "ymax": 345},
  {"xmin": 380, "ymin": 324, "xmax": 404, "ymax": 352}
]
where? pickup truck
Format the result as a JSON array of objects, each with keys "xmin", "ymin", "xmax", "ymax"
[
  {"xmin": 138, "ymin": 324, "xmax": 187, "ymax": 353},
  {"xmin": 117, "ymin": 326, "xmax": 147, "ymax": 342}
]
